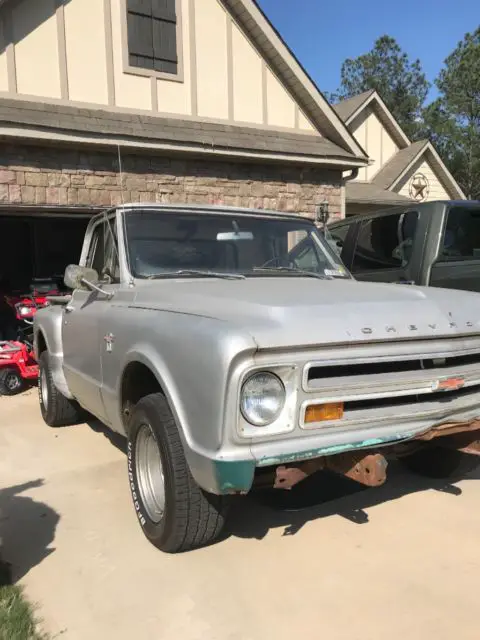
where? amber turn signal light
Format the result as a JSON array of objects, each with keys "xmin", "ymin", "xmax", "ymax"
[{"xmin": 304, "ymin": 402, "xmax": 344, "ymax": 423}]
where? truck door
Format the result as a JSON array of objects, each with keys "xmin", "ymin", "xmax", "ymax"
[
  {"xmin": 429, "ymin": 205, "xmax": 480, "ymax": 293},
  {"xmin": 350, "ymin": 210, "xmax": 421, "ymax": 285},
  {"xmin": 62, "ymin": 217, "xmax": 117, "ymax": 423}
]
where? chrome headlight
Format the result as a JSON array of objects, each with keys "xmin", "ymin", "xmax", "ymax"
[{"xmin": 240, "ymin": 372, "xmax": 285, "ymax": 426}]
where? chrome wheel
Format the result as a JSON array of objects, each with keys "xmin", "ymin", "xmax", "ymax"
[
  {"xmin": 5, "ymin": 371, "xmax": 21, "ymax": 392},
  {"xmin": 135, "ymin": 423, "xmax": 165, "ymax": 523},
  {"xmin": 40, "ymin": 368, "xmax": 49, "ymax": 409}
]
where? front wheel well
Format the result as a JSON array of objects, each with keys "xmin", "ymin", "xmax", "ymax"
[
  {"xmin": 121, "ymin": 362, "xmax": 164, "ymax": 428},
  {"xmin": 36, "ymin": 331, "xmax": 47, "ymax": 358}
]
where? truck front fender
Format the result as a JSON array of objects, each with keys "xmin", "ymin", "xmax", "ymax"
[{"xmin": 34, "ymin": 306, "xmax": 73, "ymax": 400}]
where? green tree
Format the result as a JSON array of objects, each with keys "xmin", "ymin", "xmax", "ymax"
[
  {"xmin": 423, "ymin": 27, "xmax": 480, "ymax": 199},
  {"xmin": 330, "ymin": 36, "xmax": 429, "ymax": 139}
]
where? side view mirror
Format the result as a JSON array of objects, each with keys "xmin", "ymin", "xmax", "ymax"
[
  {"xmin": 64, "ymin": 264, "xmax": 99, "ymax": 291},
  {"xmin": 64, "ymin": 265, "xmax": 115, "ymax": 299}
]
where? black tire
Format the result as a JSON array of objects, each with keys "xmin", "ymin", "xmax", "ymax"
[
  {"xmin": 399, "ymin": 444, "xmax": 480, "ymax": 479},
  {"xmin": 127, "ymin": 393, "xmax": 230, "ymax": 553},
  {"xmin": 0, "ymin": 368, "xmax": 25, "ymax": 396},
  {"xmin": 38, "ymin": 351, "xmax": 83, "ymax": 427}
]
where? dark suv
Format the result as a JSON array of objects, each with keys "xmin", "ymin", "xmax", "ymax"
[{"xmin": 327, "ymin": 200, "xmax": 480, "ymax": 292}]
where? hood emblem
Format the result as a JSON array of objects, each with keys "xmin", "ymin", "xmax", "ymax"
[
  {"xmin": 386, "ymin": 326, "xmax": 396, "ymax": 333},
  {"xmin": 409, "ymin": 325, "xmax": 418, "ymax": 331},
  {"xmin": 432, "ymin": 376, "xmax": 465, "ymax": 393},
  {"xmin": 361, "ymin": 327, "xmax": 373, "ymax": 335}
]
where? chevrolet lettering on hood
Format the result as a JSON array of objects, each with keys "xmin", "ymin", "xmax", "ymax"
[{"xmin": 34, "ymin": 204, "xmax": 480, "ymax": 554}]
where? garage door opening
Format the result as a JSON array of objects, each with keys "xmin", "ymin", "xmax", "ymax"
[{"xmin": 0, "ymin": 207, "xmax": 96, "ymax": 340}]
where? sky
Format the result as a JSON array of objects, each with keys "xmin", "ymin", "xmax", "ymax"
[{"xmin": 257, "ymin": 0, "xmax": 478, "ymax": 103}]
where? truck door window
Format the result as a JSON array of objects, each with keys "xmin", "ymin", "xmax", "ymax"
[
  {"xmin": 87, "ymin": 224, "xmax": 105, "ymax": 275},
  {"xmin": 87, "ymin": 219, "xmax": 119, "ymax": 282},
  {"xmin": 352, "ymin": 212, "xmax": 418, "ymax": 273},
  {"xmin": 438, "ymin": 206, "xmax": 480, "ymax": 261}
]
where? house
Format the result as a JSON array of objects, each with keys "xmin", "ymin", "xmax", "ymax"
[
  {"xmin": 0, "ymin": 0, "xmax": 369, "ymax": 228},
  {"xmin": 333, "ymin": 90, "xmax": 466, "ymax": 216}
]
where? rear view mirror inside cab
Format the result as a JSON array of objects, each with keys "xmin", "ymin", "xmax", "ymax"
[{"xmin": 216, "ymin": 231, "xmax": 254, "ymax": 241}]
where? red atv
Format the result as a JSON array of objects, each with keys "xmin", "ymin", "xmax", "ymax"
[
  {"xmin": 0, "ymin": 341, "xmax": 38, "ymax": 395},
  {"xmin": 0, "ymin": 279, "xmax": 60, "ymax": 395}
]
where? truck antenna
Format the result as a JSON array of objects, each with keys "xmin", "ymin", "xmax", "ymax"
[{"xmin": 117, "ymin": 144, "xmax": 125, "ymax": 206}]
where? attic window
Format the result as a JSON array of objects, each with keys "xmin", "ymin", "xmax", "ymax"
[{"xmin": 126, "ymin": 0, "xmax": 178, "ymax": 75}]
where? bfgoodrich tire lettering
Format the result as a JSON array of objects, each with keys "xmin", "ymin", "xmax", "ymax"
[
  {"xmin": 38, "ymin": 351, "xmax": 83, "ymax": 427},
  {"xmin": 127, "ymin": 393, "xmax": 230, "ymax": 553}
]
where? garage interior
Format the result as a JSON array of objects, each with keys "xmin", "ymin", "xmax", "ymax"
[{"xmin": 0, "ymin": 206, "xmax": 98, "ymax": 340}]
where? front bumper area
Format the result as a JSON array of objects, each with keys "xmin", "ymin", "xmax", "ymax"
[{"xmin": 191, "ymin": 413, "xmax": 480, "ymax": 496}]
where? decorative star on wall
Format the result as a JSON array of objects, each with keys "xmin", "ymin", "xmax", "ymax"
[{"xmin": 409, "ymin": 173, "xmax": 429, "ymax": 202}]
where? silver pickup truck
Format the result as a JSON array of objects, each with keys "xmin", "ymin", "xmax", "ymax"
[{"xmin": 34, "ymin": 204, "xmax": 480, "ymax": 553}]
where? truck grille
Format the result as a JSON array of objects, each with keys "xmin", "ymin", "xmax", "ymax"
[{"xmin": 301, "ymin": 336, "xmax": 480, "ymax": 430}]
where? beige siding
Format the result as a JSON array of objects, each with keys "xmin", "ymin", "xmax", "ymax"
[
  {"xmin": 350, "ymin": 110, "xmax": 368, "ymax": 181},
  {"xmin": 382, "ymin": 125, "xmax": 398, "ymax": 166},
  {"xmin": 231, "ymin": 20, "xmax": 262, "ymax": 124},
  {"xmin": 110, "ymin": 0, "xmax": 151, "ymax": 110},
  {"xmin": 397, "ymin": 158, "xmax": 450, "ymax": 201},
  {"xmin": 298, "ymin": 110, "xmax": 316, "ymax": 132},
  {"xmin": 0, "ymin": 0, "xmax": 323, "ymax": 136},
  {"xmin": 350, "ymin": 106, "xmax": 399, "ymax": 181},
  {"xmin": 195, "ymin": 0, "xmax": 229, "ymax": 120},
  {"xmin": 0, "ymin": 18, "xmax": 8, "ymax": 92},
  {"xmin": 266, "ymin": 66, "xmax": 295, "ymax": 128},
  {"xmin": 64, "ymin": 0, "xmax": 109, "ymax": 105},
  {"xmin": 157, "ymin": 0, "xmax": 191, "ymax": 115},
  {"xmin": 365, "ymin": 108, "xmax": 382, "ymax": 180},
  {"xmin": 13, "ymin": 0, "xmax": 61, "ymax": 98}
]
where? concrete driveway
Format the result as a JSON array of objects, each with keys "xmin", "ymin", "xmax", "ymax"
[{"xmin": 1, "ymin": 390, "xmax": 480, "ymax": 640}]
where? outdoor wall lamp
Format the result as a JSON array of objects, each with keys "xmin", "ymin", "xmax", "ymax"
[{"xmin": 315, "ymin": 199, "xmax": 329, "ymax": 225}]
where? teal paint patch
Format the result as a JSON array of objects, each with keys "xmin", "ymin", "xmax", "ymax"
[
  {"xmin": 214, "ymin": 459, "xmax": 256, "ymax": 494},
  {"xmin": 257, "ymin": 432, "xmax": 417, "ymax": 467}
]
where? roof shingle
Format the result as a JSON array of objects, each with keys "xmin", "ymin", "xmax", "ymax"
[
  {"xmin": 0, "ymin": 98, "xmax": 360, "ymax": 163},
  {"xmin": 346, "ymin": 181, "xmax": 413, "ymax": 205},
  {"xmin": 332, "ymin": 90, "xmax": 375, "ymax": 123},
  {"xmin": 371, "ymin": 140, "xmax": 428, "ymax": 189}
]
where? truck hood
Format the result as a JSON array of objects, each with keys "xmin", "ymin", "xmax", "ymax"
[{"xmin": 133, "ymin": 278, "xmax": 480, "ymax": 349}]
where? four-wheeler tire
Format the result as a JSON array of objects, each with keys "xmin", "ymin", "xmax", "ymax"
[
  {"xmin": 399, "ymin": 444, "xmax": 480, "ymax": 479},
  {"xmin": 38, "ymin": 351, "xmax": 84, "ymax": 427},
  {"xmin": 127, "ymin": 393, "xmax": 230, "ymax": 553},
  {"xmin": 0, "ymin": 367, "xmax": 25, "ymax": 396}
]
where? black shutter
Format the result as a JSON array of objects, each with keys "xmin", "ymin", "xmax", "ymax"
[
  {"xmin": 152, "ymin": 0, "xmax": 176, "ymax": 21},
  {"xmin": 127, "ymin": 0, "xmax": 152, "ymax": 15},
  {"xmin": 127, "ymin": 0, "xmax": 178, "ymax": 75}
]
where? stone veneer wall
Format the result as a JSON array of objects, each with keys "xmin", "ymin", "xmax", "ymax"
[{"xmin": 0, "ymin": 144, "xmax": 342, "ymax": 218}]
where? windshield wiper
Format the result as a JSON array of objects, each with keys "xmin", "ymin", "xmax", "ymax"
[
  {"xmin": 251, "ymin": 267, "xmax": 330, "ymax": 280},
  {"xmin": 145, "ymin": 270, "xmax": 246, "ymax": 280}
]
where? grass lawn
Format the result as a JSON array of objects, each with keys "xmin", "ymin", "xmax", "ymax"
[{"xmin": 0, "ymin": 584, "xmax": 48, "ymax": 640}]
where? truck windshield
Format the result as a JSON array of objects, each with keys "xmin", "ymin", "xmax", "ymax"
[
  {"xmin": 124, "ymin": 209, "xmax": 349, "ymax": 279},
  {"xmin": 440, "ymin": 206, "xmax": 480, "ymax": 260}
]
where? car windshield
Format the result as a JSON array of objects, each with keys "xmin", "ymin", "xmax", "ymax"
[{"xmin": 124, "ymin": 209, "xmax": 349, "ymax": 279}]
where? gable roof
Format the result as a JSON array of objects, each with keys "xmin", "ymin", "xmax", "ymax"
[
  {"xmin": 332, "ymin": 90, "xmax": 375, "ymax": 123},
  {"xmin": 333, "ymin": 89, "xmax": 411, "ymax": 149},
  {"xmin": 372, "ymin": 140, "xmax": 428, "ymax": 190},
  {"xmin": 335, "ymin": 88, "xmax": 466, "ymax": 200},
  {"xmin": 371, "ymin": 139, "xmax": 466, "ymax": 199},
  {"xmin": 222, "ymin": 0, "xmax": 368, "ymax": 160}
]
